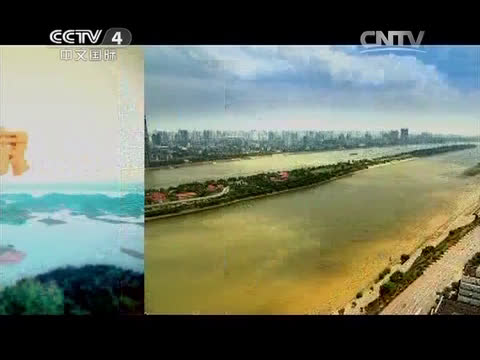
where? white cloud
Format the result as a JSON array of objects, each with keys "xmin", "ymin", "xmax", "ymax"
[
  {"xmin": 187, "ymin": 46, "xmax": 447, "ymax": 89},
  {"xmin": 146, "ymin": 46, "xmax": 480, "ymax": 133}
]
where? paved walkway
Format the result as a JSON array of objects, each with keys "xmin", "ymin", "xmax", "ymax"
[
  {"xmin": 146, "ymin": 186, "xmax": 230, "ymax": 210},
  {"xmin": 381, "ymin": 226, "xmax": 480, "ymax": 315}
]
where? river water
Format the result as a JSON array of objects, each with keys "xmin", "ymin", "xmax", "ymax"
[
  {"xmin": 146, "ymin": 144, "xmax": 466, "ymax": 189},
  {"xmin": 145, "ymin": 146, "xmax": 480, "ymax": 314}
]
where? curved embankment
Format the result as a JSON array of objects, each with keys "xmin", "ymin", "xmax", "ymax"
[
  {"xmin": 145, "ymin": 172, "xmax": 356, "ymax": 221},
  {"xmin": 145, "ymin": 186, "xmax": 230, "ymax": 210},
  {"xmin": 337, "ymin": 210, "xmax": 480, "ymax": 315},
  {"xmin": 145, "ymin": 145, "xmax": 477, "ymax": 221}
]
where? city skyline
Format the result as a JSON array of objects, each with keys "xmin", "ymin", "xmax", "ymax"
[
  {"xmin": 146, "ymin": 46, "xmax": 480, "ymax": 136},
  {"xmin": 148, "ymin": 127, "xmax": 469, "ymax": 137},
  {"xmin": 146, "ymin": 124, "xmax": 478, "ymax": 167}
]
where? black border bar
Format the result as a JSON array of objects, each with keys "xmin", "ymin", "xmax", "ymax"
[{"xmin": 0, "ymin": 19, "xmax": 479, "ymax": 45}]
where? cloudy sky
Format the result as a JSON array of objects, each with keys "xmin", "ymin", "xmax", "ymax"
[{"xmin": 146, "ymin": 46, "xmax": 480, "ymax": 135}]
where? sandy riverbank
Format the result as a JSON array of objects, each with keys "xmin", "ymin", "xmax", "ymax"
[{"xmin": 335, "ymin": 181, "xmax": 480, "ymax": 315}]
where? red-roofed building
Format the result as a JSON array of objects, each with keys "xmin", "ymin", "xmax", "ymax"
[
  {"xmin": 207, "ymin": 184, "xmax": 217, "ymax": 192},
  {"xmin": 271, "ymin": 171, "xmax": 289, "ymax": 182},
  {"xmin": 207, "ymin": 184, "xmax": 225, "ymax": 192},
  {"xmin": 176, "ymin": 192, "xmax": 197, "ymax": 200},
  {"xmin": 151, "ymin": 192, "xmax": 167, "ymax": 203}
]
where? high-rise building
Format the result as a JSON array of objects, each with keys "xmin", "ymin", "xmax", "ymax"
[
  {"xmin": 158, "ymin": 131, "xmax": 170, "ymax": 146},
  {"xmin": 290, "ymin": 132, "xmax": 298, "ymax": 146},
  {"xmin": 178, "ymin": 130, "xmax": 189, "ymax": 146},
  {"xmin": 151, "ymin": 131, "xmax": 161, "ymax": 146},
  {"xmin": 190, "ymin": 130, "xmax": 201, "ymax": 143},
  {"xmin": 389, "ymin": 130, "xmax": 399, "ymax": 143},
  {"xmin": 268, "ymin": 131, "xmax": 275, "ymax": 143},
  {"xmin": 144, "ymin": 115, "xmax": 150, "ymax": 167},
  {"xmin": 400, "ymin": 128, "xmax": 409, "ymax": 143},
  {"xmin": 203, "ymin": 130, "xmax": 212, "ymax": 144}
]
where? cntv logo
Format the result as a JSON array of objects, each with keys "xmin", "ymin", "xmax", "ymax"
[{"xmin": 360, "ymin": 31, "xmax": 425, "ymax": 53}]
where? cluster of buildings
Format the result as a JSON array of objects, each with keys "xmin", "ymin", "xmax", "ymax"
[
  {"xmin": 150, "ymin": 129, "xmax": 414, "ymax": 150},
  {"xmin": 144, "ymin": 118, "xmax": 474, "ymax": 167},
  {"xmin": 434, "ymin": 256, "xmax": 480, "ymax": 315}
]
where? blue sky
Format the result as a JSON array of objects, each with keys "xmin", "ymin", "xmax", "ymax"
[{"xmin": 146, "ymin": 46, "xmax": 480, "ymax": 135}]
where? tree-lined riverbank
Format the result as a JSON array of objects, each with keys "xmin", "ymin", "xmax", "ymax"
[
  {"xmin": 337, "ymin": 189, "xmax": 480, "ymax": 315},
  {"xmin": 146, "ymin": 144, "xmax": 476, "ymax": 220},
  {"xmin": 366, "ymin": 214, "xmax": 480, "ymax": 314}
]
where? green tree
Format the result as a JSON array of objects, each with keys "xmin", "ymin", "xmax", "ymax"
[
  {"xmin": 390, "ymin": 270, "xmax": 404, "ymax": 283},
  {"xmin": 379, "ymin": 281, "xmax": 397, "ymax": 298},
  {"xmin": 400, "ymin": 254, "xmax": 410, "ymax": 264},
  {"xmin": 0, "ymin": 279, "xmax": 64, "ymax": 315},
  {"xmin": 421, "ymin": 246, "xmax": 435, "ymax": 257}
]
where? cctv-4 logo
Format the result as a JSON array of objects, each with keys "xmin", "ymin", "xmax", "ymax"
[{"xmin": 49, "ymin": 28, "xmax": 131, "ymax": 46}]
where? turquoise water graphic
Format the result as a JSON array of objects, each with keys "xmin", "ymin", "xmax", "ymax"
[{"xmin": 0, "ymin": 184, "xmax": 144, "ymax": 286}]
